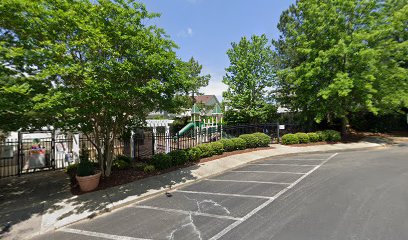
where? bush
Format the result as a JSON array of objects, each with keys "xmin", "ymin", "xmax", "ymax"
[
  {"xmin": 281, "ymin": 133, "xmax": 299, "ymax": 145},
  {"xmin": 186, "ymin": 147, "xmax": 202, "ymax": 162},
  {"xmin": 307, "ymin": 132, "xmax": 319, "ymax": 142},
  {"xmin": 77, "ymin": 159, "xmax": 95, "ymax": 176},
  {"xmin": 230, "ymin": 137, "xmax": 247, "ymax": 150},
  {"xmin": 114, "ymin": 155, "xmax": 131, "ymax": 164},
  {"xmin": 143, "ymin": 165, "xmax": 155, "ymax": 173},
  {"xmin": 209, "ymin": 141, "xmax": 224, "ymax": 155},
  {"xmin": 168, "ymin": 150, "xmax": 189, "ymax": 166},
  {"xmin": 134, "ymin": 162, "xmax": 147, "ymax": 171},
  {"xmin": 316, "ymin": 131, "xmax": 325, "ymax": 141},
  {"xmin": 252, "ymin": 132, "xmax": 271, "ymax": 147},
  {"xmin": 239, "ymin": 134, "xmax": 259, "ymax": 148},
  {"xmin": 219, "ymin": 139, "xmax": 235, "ymax": 152},
  {"xmin": 324, "ymin": 130, "xmax": 341, "ymax": 142},
  {"xmin": 150, "ymin": 153, "xmax": 172, "ymax": 170},
  {"xmin": 196, "ymin": 143, "xmax": 214, "ymax": 158},
  {"xmin": 295, "ymin": 132, "xmax": 310, "ymax": 143},
  {"xmin": 65, "ymin": 163, "xmax": 79, "ymax": 184},
  {"xmin": 112, "ymin": 159, "xmax": 130, "ymax": 170}
]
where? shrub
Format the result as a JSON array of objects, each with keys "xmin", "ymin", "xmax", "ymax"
[
  {"xmin": 112, "ymin": 159, "xmax": 130, "ymax": 170},
  {"xmin": 230, "ymin": 137, "xmax": 247, "ymax": 150},
  {"xmin": 239, "ymin": 134, "xmax": 259, "ymax": 148},
  {"xmin": 114, "ymin": 155, "xmax": 131, "ymax": 164},
  {"xmin": 295, "ymin": 132, "xmax": 310, "ymax": 143},
  {"xmin": 143, "ymin": 165, "xmax": 155, "ymax": 173},
  {"xmin": 168, "ymin": 150, "xmax": 189, "ymax": 166},
  {"xmin": 316, "ymin": 131, "xmax": 326, "ymax": 141},
  {"xmin": 150, "ymin": 153, "xmax": 172, "ymax": 170},
  {"xmin": 186, "ymin": 147, "xmax": 202, "ymax": 162},
  {"xmin": 134, "ymin": 162, "xmax": 147, "ymax": 171},
  {"xmin": 196, "ymin": 143, "xmax": 214, "ymax": 158},
  {"xmin": 307, "ymin": 132, "xmax": 319, "ymax": 142},
  {"xmin": 281, "ymin": 133, "xmax": 299, "ymax": 145},
  {"xmin": 77, "ymin": 159, "xmax": 95, "ymax": 176},
  {"xmin": 65, "ymin": 163, "xmax": 79, "ymax": 184},
  {"xmin": 252, "ymin": 132, "xmax": 271, "ymax": 147},
  {"xmin": 209, "ymin": 141, "xmax": 224, "ymax": 155},
  {"xmin": 324, "ymin": 130, "xmax": 341, "ymax": 142},
  {"xmin": 219, "ymin": 139, "xmax": 235, "ymax": 152}
]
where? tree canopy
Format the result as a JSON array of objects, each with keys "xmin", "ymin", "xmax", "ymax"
[
  {"xmin": 0, "ymin": 0, "xmax": 206, "ymax": 176},
  {"xmin": 223, "ymin": 34, "xmax": 276, "ymax": 124},
  {"xmin": 273, "ymin": 0, "xmax": 408, "ymax": 133}
]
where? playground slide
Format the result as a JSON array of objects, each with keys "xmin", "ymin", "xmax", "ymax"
[{"xmin": 177, "ymin": 122, "xmax": 195, "ymax": 136}]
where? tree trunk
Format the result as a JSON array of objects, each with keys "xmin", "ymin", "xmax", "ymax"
[{"xmin": 341, "ymin": 115, "xmax": 349, "ymax": 136}]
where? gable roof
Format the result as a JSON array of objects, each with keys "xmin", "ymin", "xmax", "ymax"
[{"xmin": 194, "ymin": 95, "xmax": 219, "ymax": 105}]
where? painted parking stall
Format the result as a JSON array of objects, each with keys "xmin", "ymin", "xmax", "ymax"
[{"xmin": 38, "ymin": 153, "xmax": 338, "ymax": 240}]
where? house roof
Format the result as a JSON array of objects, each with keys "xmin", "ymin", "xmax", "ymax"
[{"xmin": 194, "ymin": 95, "xmax": 219, "ymax": 105}]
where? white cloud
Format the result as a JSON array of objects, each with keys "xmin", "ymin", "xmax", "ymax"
[
  {"xmin": 187, "ymin": 27, "xmax": 193, "ymax": 36},
  {"xmin": 177, "ymin": 27, "xmax": 194, "ymax": 38}
]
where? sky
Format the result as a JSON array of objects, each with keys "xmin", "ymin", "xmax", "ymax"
[{"xmin": 139, "ymin": 0, "xmax": 296, "ymax": 100}]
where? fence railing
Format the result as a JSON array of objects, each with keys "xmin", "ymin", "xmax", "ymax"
[{"xmin": 0, "ymin": 123, "xmax": 299, "ymax": 178}]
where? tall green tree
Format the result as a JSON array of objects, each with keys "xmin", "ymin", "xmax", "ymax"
[
  {"xmin": 0, "ymin": 0, "xmax": 196, "ymax": 176},
  {"xmin": 223, "ymin": 34, "xmax": 276, "ymax": 124},
  {"xmin": 182, "ymin": 57, "xmax": 210, "ymax": 105},
  {"xmin": 273, "ymin": 0, "xmax": 407, "ymax": 134}
]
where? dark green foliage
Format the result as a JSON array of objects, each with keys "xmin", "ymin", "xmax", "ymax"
[
  {"xmin": 115, "ymin": 155, "xmax": 132, "ymax": 164},
  {"xmin": 65, "ymin": 163, "xmax": 79, "ymax": 184},
  {"xmin": 168, "ymin": 150, "xmax": 189, "ymax": 166},
  {"xmin": 143, "ymin": 165, "xmax": 156, "ymax": 173},
  {"xmin": 186, "ymin": 147, "xmax": 202, "ymax": 162},
  {"xmin": 209, "ymin": 141, "xmax": 224, "ymax": 155},
  {"xmin": 150, "ymin": 153, "xmax": 172, "ymax": 170},
  {"xmin": 230, "ymin": 138, "xmax": 247, "ymax": 150},
  {"xmin": 252, "ymin": 132, "xmax": 271, "ymax": 147},
  {"xmin": 219, "ymin": 139, "xmax": 235, "ymax": 152},
  {"xmin": 112, "ymin": 159, "xmax": 130, "ymax": 170},
  {"xmin": 239, "ymin": 134, "xmax": 259, "ymax": 148},
  {"xmin": 323, "ymin": 130, "xmax": 341, "ymax": 142},
  {"xmin": 281, "ymin": 134, "xmax": 299, "ymax": 145},
  {"xmin": 316, "ymin": 131, "xmax": 325, "ymax": 141},
  {"xmin": 307, "ymin": 133, "xmax": 320, "ymax": 142},
  {"xmin": 295, "ymin": 132, "xmax": 310, "ymax": 144},
  {"xmin": 134, "ymin": 162, "xmax": 147, "ymax": 171},
  {"xmin": 77, "ymin": 160, "xmax": 95, "ymax": 177}
]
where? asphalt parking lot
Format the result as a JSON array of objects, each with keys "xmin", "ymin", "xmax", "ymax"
[{"xmin": 33, "ymin": 145, "xmax": 408, "ymax": 240}]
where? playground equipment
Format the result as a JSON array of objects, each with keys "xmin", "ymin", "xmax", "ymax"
[{"xmin": 176, "ymin": 103, "xmax": 223, "ymax": 144}]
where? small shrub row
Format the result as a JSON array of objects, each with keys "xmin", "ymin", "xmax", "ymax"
[
  {"xmin": 281, "ymin": 130, "xmax": 341, "ymax": 145},
  {"xmin": 149, "ymin": 132, "xmax": 271, "ymax": 171}
]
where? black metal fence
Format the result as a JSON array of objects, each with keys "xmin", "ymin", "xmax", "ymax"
[{"xmin": 0, "ymin": 123, "xmax": 299, "ymax": 178}]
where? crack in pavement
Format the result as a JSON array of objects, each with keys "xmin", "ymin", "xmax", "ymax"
[
  {"xmin": 168, "ymin": 214, "xmax": 202, "ymax": 240},
  {"xmin": 184, "ymin": 195, "xmax": 231, "ymax": 216}
]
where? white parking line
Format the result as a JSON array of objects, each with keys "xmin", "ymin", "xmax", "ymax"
[
  {"xmin": 60, "ymin": 228, "xmax": 151, "ymax": 240},
  {"xmin": 133, "ymin": 205, "xmax": 241, "ymax": 221},
  {"xmin": 176, "ymin": 190, "xmax": 272, "ymax": 199},
  {"xmin": 209, "ymin": 153, "xmax": 338, "ymax": 240},
  {"xmin": 249, "ymin": 163, "xmax": 317, "ymax": 167},
  {"xmin": 262, "ymin": 158, "xmax": 326, "ymax": 161},
  {"xmin": 205, "ymin": 179, "xmax": 291, "ymax": 185},
  {"xmin": 231, "ymin": 170, "xmax": 305, "ymax": 175}
]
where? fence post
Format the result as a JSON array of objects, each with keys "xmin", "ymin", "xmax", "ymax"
[
  {"xmin": 276, "ymin": 122, "xmax": 280, "ymax": 144},
  {"xmin": 177, "ymin": 133, "xmax": 180, "ymax": 150},
  {"xmin": 151, "ymin": 131, "xmax": 155, "ymax": 156},
  {"xmin": 51, "ymin": 130, "xmax": 56, "ymax": 169},
  {"xmin": 17, "ymin": 131, "xmax": 22, "ymax": 176}
]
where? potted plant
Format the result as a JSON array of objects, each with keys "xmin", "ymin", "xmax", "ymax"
[{"xmin": 75, "ymin": 151, "xmax": 101, "ymax": 192}]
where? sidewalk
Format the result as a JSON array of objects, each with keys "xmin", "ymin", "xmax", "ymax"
[{"xmin": 0, "ymin": 141, "xmax": 386, "ymax": 240}]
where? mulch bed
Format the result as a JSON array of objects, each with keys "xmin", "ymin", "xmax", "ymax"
[{"xmin": 70, "ymin": 146, "xmax": 274, "ymax": 195}]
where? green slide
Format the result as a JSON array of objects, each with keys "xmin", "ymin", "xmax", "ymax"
[{"xmin": 177, "ymin": 122, "xmax": 195, "ymax": 136}]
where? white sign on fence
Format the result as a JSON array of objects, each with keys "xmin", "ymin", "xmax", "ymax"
[{"xmin": 279, "ymin": 125, "xmax": 285, "ymax": 130}]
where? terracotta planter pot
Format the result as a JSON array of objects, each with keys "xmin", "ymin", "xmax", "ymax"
[{"xmin": 76, "ymin": 171, "xmax": 101, "ymax": 192}]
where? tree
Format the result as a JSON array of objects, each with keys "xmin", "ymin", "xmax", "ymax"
[
  {"xmin": 273, "ymin": 0, "xmax": 408, "ymax": 134},
  {"xmin": 222, "ymin": 34, "xmax": 276, "ymax": 124},
  {"xmin": 182, "ymin": 57, "xmax": 210, "ymax": 105},
  {"xmin": 0, "ymin": 0, "xmax": 197, "ymax": 176}
]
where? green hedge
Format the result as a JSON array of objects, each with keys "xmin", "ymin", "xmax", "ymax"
[
  {"xmin": 186, "ymin": 147, "xmax": 202, "ymax": 162},
  {"xmin": 307, "ymin": 132, "xmax": 319, "ymax": 142},
  {"xmin": 230, "ymin": 138, "xmax": 247, "ymax": 150},
  {"xmin": 282, "ymin": 133, "xmax": 299, "ymax": 145},
  {"xmin": 282, "ymin": 130, "xmax": 341, "ymax": 145},
  {"xmin": 151, "ymin": 153, "xmax": 172, "ymax": 170},
  {"xmin": 252, "ymin": 132, "xmax": 271, "ymax": 147},
  {"xmin": 295, "ymin": 132, "xmax": 310, "ymax": 143},
  {"xmin": 168, "ymin": 150, "xmax": 189, "ymax": 166},
  {"xmin": 219, "ymin": 139, "xmax": 235, "ymax": 152}
]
